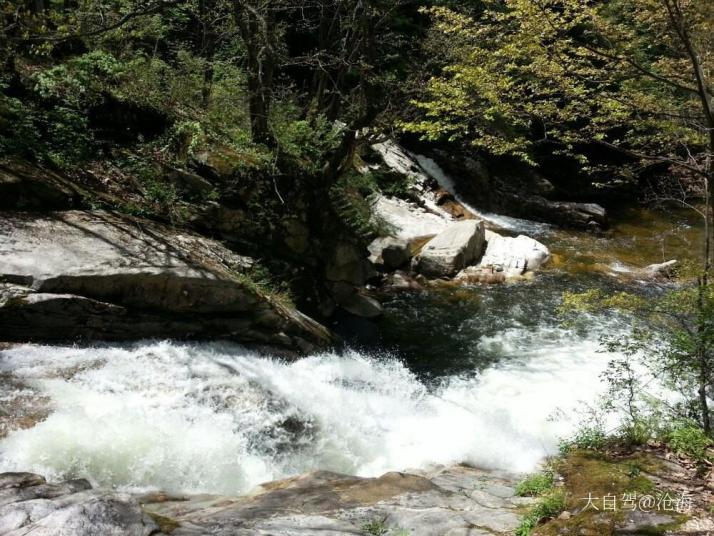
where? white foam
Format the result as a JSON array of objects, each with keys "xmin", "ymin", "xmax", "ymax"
[{"xmin": 0, "ymin": 328, "xmax": 616, "ymax": 495}]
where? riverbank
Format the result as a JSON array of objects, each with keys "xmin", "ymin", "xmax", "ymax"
[{"xmin": 2, "ymin": 444, "xmax": 712, "ymax": 536}]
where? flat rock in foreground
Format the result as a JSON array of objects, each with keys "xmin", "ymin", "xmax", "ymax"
[
  {"xmin": 0, "ymin": 211, "xmax": 332, "ymax": 352},
  {"xmin": 143, "ymin": 465, "xmax": 530, "ymax": 536}
]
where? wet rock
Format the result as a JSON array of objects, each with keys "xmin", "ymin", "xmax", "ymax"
[
  {"xmin": 330, "ymin": 282, "xmax": 383, "ymax": 318},
  {"xmin": 383, "ymin": 270, "xmax": 424, "ymax": 291},
  {"xmin": 413, "ymin": 220, "xmax": 486, "ymax": 278},
  {"xmin": 0, "ymin": 211, "xmax": 333, "ymax": 351},
  {"xmin": 511, "ymin": 196, "xmax": 608, "ymax": 230},
  {"xmin": 0, "ymin": 472, "xmax": 160, "ymax": 536},
  {"xmin": 455, "ymin": 266, "xmax": 507, "ymax": 285}
]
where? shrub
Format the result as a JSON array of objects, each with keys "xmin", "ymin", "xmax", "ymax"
[
  {"xmin": 270, "ymin": 105, "xmax": 341, "ymax": 173},
  {"xmin": 559, "ymin": 425, "xmax": 607, "ymax": 455},
  {"xmin": 362, "ymin": 519, "xmax": 388, "ymax": 536},
  {"xmin": 619, "ymin": 417, "xmax": 656, "ymax": 447},
  {"xmin": 516, "ymin": 470, "xmax": 554, "ymax": 497},
  {"xmin": 667, "ymin": 424, "xmax": 712, "ymax": 461},
  {"xmin": 33, "ymin": 50, "xmax": 123, "ymax": 108},
  {"xmin": 515, "ymin": 489, "xmax": 566, "ymax": 536}
]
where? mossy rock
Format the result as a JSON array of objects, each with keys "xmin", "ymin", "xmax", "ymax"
[
  {"xmin": 534, "ymin": 451, "xmax": 685, "ymax": 536},
  {"xmin": 147, "ymin": 512, "xmax": 180, "ymax": 534}
]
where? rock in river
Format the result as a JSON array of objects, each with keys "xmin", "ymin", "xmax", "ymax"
[
  {"xmin": 478, "ymin": 230, "xmax": 551, "ymax": 277},
  {"xmin": 413, "ymin": 220, "xmax": 485, "ymax": 278}
]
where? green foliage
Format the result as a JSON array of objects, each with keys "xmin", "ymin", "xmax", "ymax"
[
  {"xmin": 619, "ymin": 417, "xmax": 657, "ymax": 447},
  {"xmin": 666, "ymin": 424, "xmax": 712, "ymax": 462},
  {"xmin": 362, "ymin": 519, "xmax": 389, "ymax": 536},
  {"xmin": 560, "ymin": 283, "xmax": 714, "ymax": 443},
  {"xmin": 515, "ymin": 489, "xmax": 566, "ymax": 536},
  {"xmin": 516, "ymin": 470, "xmax": 555, "ymax": 497},
  {"xmin": 559, "ymin": 425, "xmax": 607, "ymax": 455},
  {"xmin": 271, "ymin": 105, "xmax": 341, "ymax": 174},
  {"xmin": 0, "ymin": 94, "xmax": 43, "ymax": 158},
  {"xmin": 404, "ymin": 0, "xmax": 711, "ymax": 176},
  {"xmin": 243, "ymin": 263, "xmax": 295, "ymax": 306},
  {"xmin": 33, "ymin": 50, "xmax": 124, "ymax": 108},
  {"xmin": 170, "ymin": 120, "xmax": 207, "ymax": 160},
  {"xmin": 0, "ymin": 92, "xmax": 93, "ymax": 167},
  {"xmin": 371, "ymin": 169, "xmax": 415, "ymax": 200},
  {"xmin": 330, "ymin": 172, "xmax": 394, "ymax": 241}
]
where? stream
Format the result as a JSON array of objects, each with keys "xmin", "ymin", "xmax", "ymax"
[{"xmin": 0, "ymin": 205, "xmax": 703, "ymax": 496}]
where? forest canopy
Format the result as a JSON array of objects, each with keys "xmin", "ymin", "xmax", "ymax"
[{"xmin": 0, "ymin": 0, "xmax": 711, "ymax": 191}]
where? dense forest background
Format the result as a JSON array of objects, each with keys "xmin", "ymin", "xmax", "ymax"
[
  {"xmin": 2, "ymin": 0, "xmax": 710, "ymax": 197},
  {"xmin": 0, "ymin": 0, "xmax": 712, "ymax": 312}
]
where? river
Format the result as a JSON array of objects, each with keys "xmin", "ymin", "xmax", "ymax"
[{"xmin": 0, "ymin": 204, "xmax": 702, "ymax": 496}]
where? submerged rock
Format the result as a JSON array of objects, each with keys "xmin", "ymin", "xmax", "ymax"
[
  {"xmin": 0, "ymin": 211, "xmax": 333, "ymax": 352},
  {"xmin": 382, "ymin": 270, "xmax": 424, "ymax": 291},
  {"xmin": 330, "ymin": 282, "xmax": 383, "ymax": 318},
  {"xmin": 413, "ymin": 220, "xmax": 486, "ymax": 278}
]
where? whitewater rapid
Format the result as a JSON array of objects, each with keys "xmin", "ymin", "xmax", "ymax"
[{"xmin": 0, "ymin": 324, "xmax": 616, "ymax": 495}]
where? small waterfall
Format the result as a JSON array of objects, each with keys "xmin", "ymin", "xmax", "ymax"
[{"xmin": 414, "ymin": 154, "xmax": 553, "ymax": 236}]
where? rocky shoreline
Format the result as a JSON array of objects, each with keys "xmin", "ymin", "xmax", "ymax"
[{"xmin": 0, "ymin": 465, "xmax": 534, "ymax": 536}]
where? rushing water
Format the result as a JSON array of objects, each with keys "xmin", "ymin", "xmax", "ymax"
[{"xmin": 0, "ymin": 206, "xmax": 702, "ymax": 496}]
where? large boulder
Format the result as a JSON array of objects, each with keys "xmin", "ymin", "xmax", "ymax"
[
  {"xmin": 413, "ymin": 220, "xmax": 485, "ymax": 278},
  {"xmin": 0, "ymin": 211, "xmax": 333, "ymax": 352},
  {"xmin": 370, "ymin": 195, "xmax": 450, "ymax": 241},
  {"xmin": 477, "ymin": 230, "xmax": 551, "ymax": 277}
]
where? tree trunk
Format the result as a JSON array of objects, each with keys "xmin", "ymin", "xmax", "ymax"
[
  {"xmin": 234, "ymin": 1, "xmax": 276, "ymax": 146},
  {"xmin": 198, "ymin": 0, "xmax": 216, "ymax": 109}
]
